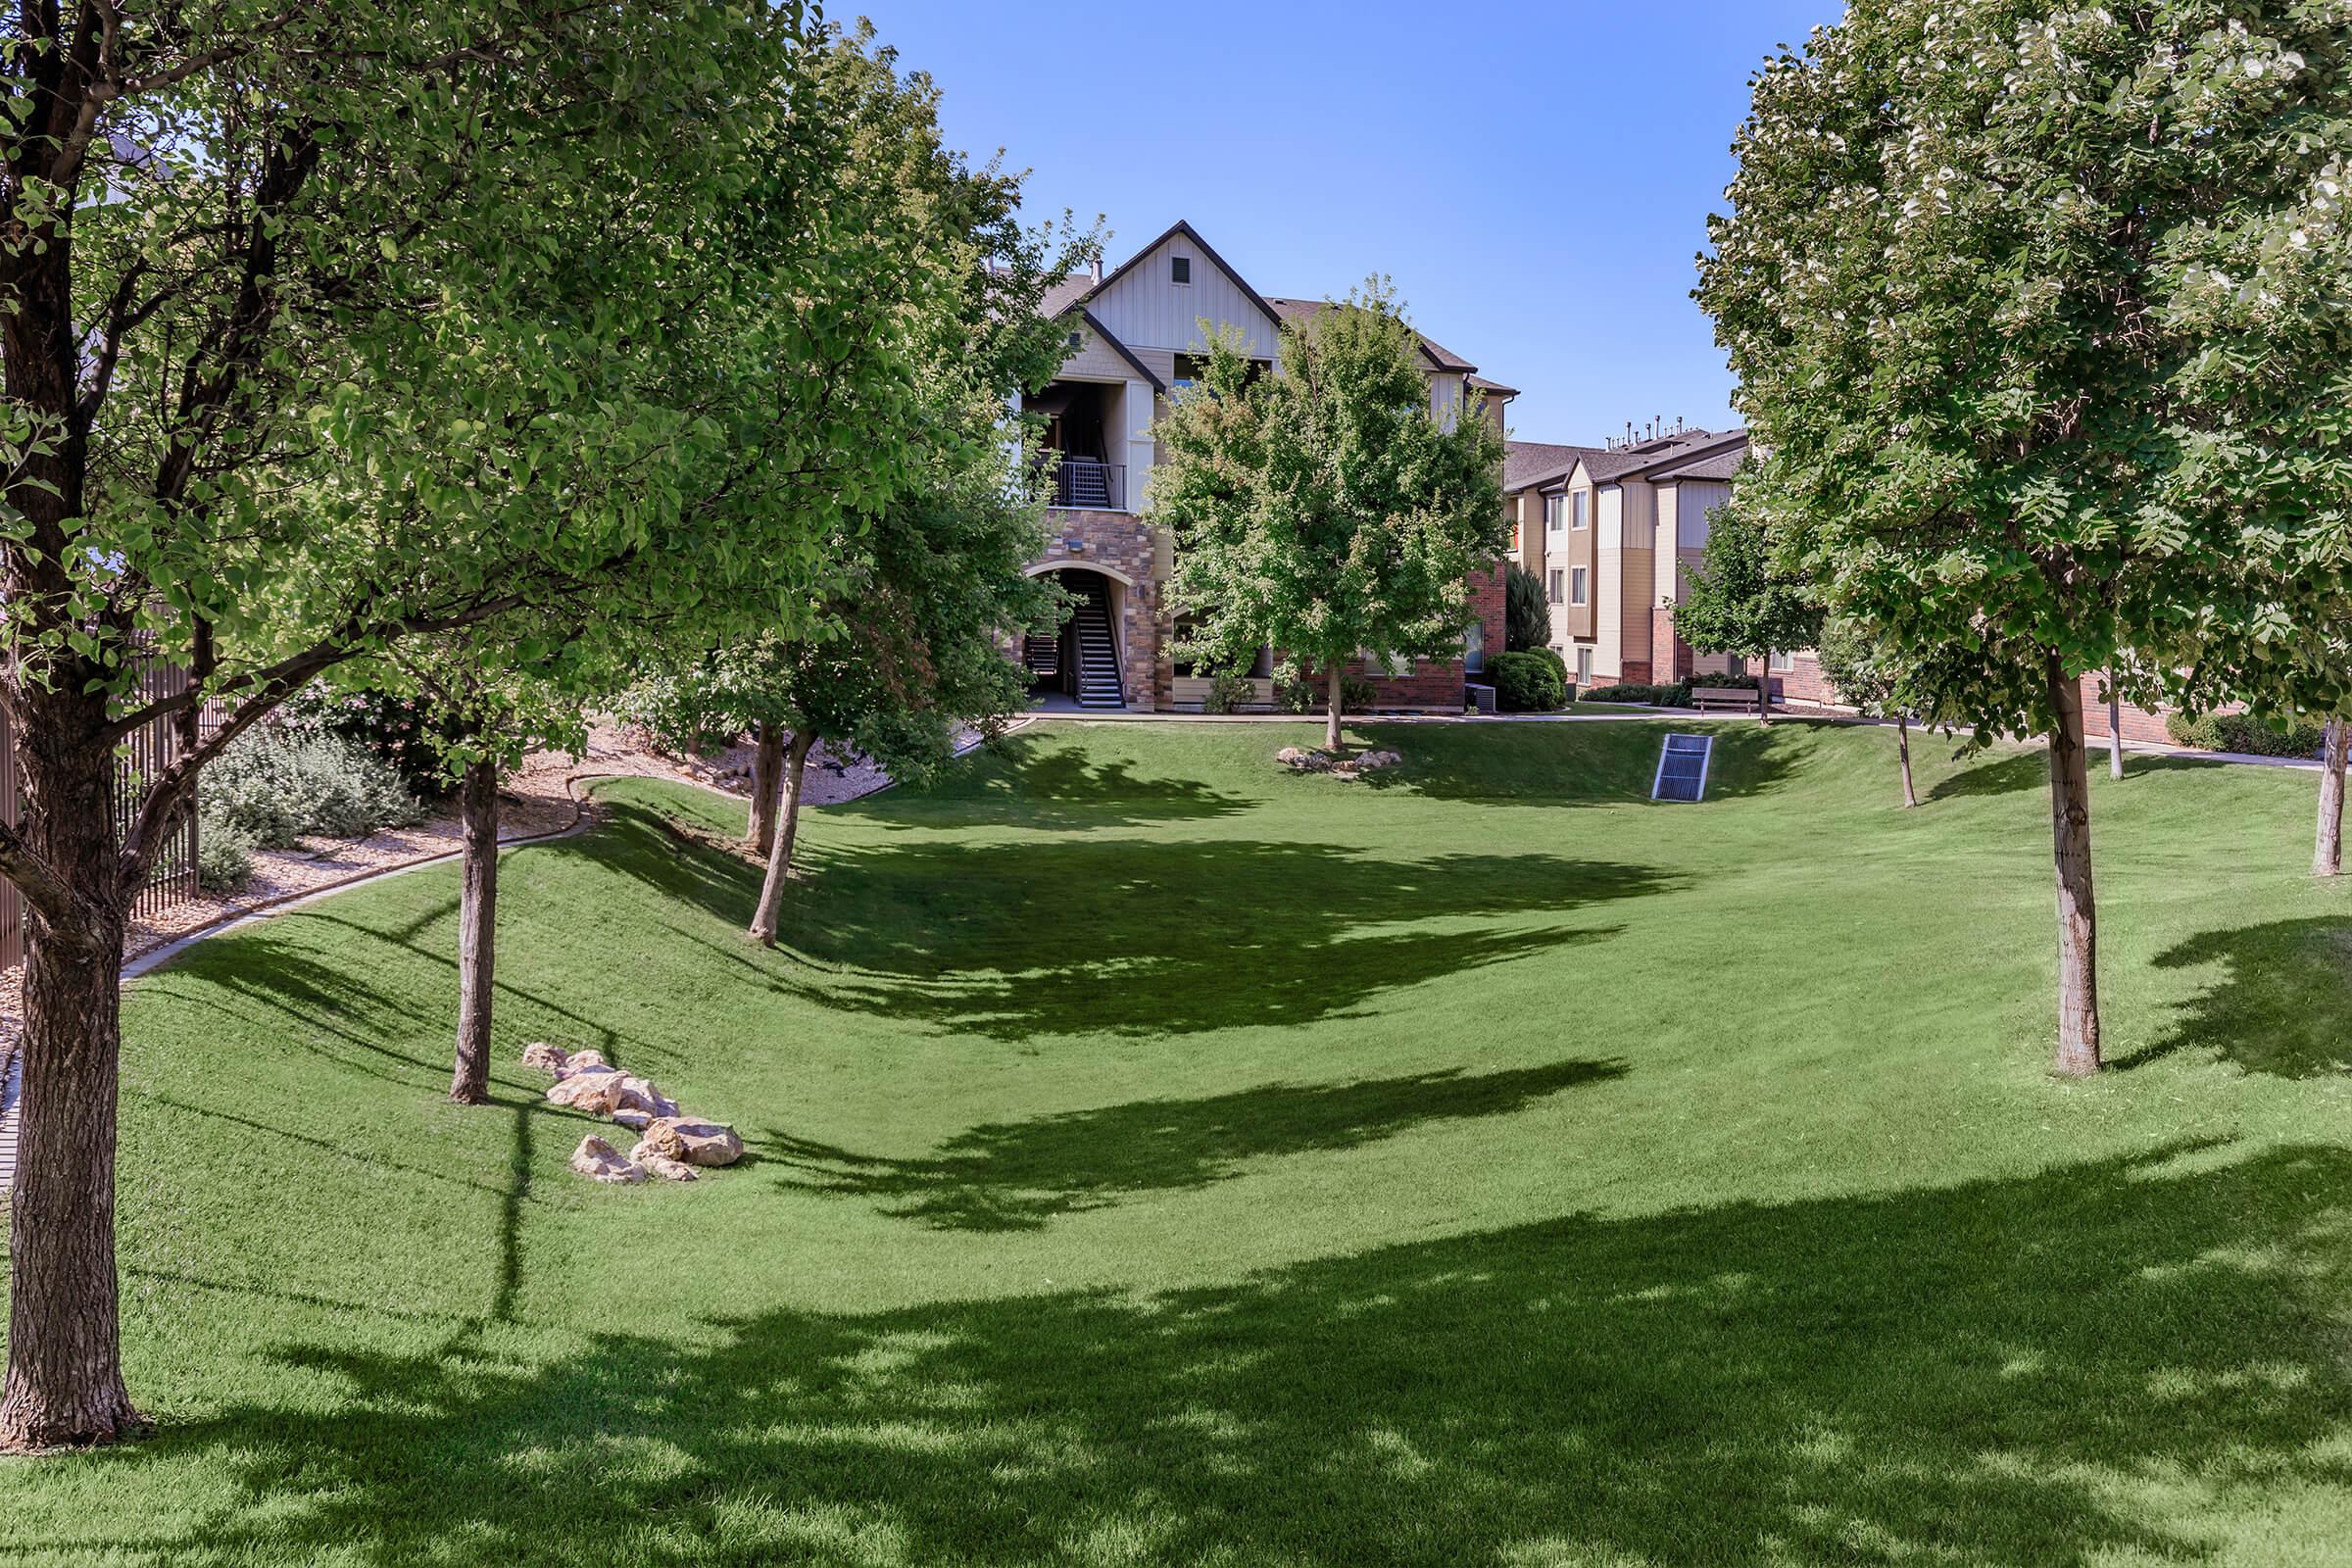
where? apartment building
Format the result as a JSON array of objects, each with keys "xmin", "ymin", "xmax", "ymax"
[{"xmin": 1019, "ymin": 220, "xmax": 1512, "ymax": 712}]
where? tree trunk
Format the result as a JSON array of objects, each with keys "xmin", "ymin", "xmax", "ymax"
[
  {"xmin": 747, "ymin": 719, "xmax": 783, "ymax": 856},
  {"xmin": 748, "ymin": 730, "xmax": 814, "ymax": 948},
  {"xmin": 1, "ymin": 719, "xmax": 143, "ymax": 1450},
  {"xmin": 1896, "ymin": 713, "xmax": 1919, "ymax": 809},
  {"xmin": 1325, "ymin": 664, "xmax": 1346, "ymax": 753},
  {"xmin": 1756, "ymin": 654, "xmax": 1772, "ymax": 726},
  {"xmin": 2106, "ymin": 677, "xmax": 2126, "ymax": 781},
  {"xmin": 2316, "ymin": 718, "xmax": 2346, "ymax": 879},
  {"xmin": 2044, "ymin": 659, "xmax": 2102, "ymax": 1077},
  {"xmin": 450, "ymin": 758, "xmax": 500, "ymax": 1105}
]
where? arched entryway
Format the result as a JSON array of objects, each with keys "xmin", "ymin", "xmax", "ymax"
[{"xmin": 1022, "ymin": 564, "xmax": 1127, "ymax": 709}]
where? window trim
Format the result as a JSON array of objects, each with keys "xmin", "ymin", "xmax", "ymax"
[
  {"xmin": 1171, "ymin": 256, "xmax": 1193, "ymax": 285},
  {"xmin": 1547, "ymin": 568, "xmax": 1565, "ymax": 605},
  {"xmin": 1571, "ymin": 490, "xmax": 1589, "ymax": 530},
  {"xmin": 1544, "ymin": 494, "xmax": 1565, "ymax": 534},
  {"xmin": 1569, "ymin": 566, "xmax": 1589, "ymax": 608},
  {"xmin": 1771, "ymin": 649, "xmax": 1796, "ymax": 672}
]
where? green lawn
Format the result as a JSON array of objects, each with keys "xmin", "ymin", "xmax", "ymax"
[{"xmin": 6, "ymin": 717, "xmax": 2351, "ymax": 1566}]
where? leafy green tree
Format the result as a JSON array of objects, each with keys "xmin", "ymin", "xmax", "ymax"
[
  {"xmin": 1816, "ymin": 618, "xmax": 1930, "ymax": 808},
  {"xmin": 1696, "ymin": 0, "xmax": 2352, "ymax": 1076},
  {"xmin": 1504, "ymin": 564, "xmax": 1550, "ymax": 653},
  {"xmin": 627, "ymin": 435, "xmax": 1058, "ymax": 949},
  {"xmin": 0, "ymin": 4, "xmax": 1010, "ymax": 1449},
  {"xmin": 1155, "ymin": 282, "xmax": 1507, "ymax": 752},
  {"xmin": 1671, "ymin": 499, "xmax": 1821, "ymax": 726}
]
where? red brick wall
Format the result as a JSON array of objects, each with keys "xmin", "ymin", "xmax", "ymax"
[{"xmin": 2077, "ymin": 676, "xmax": 2175, "ymax": 745}]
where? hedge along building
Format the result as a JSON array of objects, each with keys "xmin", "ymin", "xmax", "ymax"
[{"xmin": 1018, "ymin": 220, "xmax": 1513, "ymax": 712}]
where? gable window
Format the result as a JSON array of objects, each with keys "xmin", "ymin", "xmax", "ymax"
[
  {"xmin": 1570, "ymin": 566, "xmax": 1589, "ymax": 607},
  {"xmin": 1065, "ymin": 329, "xmax": 1083, "ymax": 350},
  {"xmin": 1544, "ymin": 495, "xmax": 1564, "ymax": 534},
  {"xmin": 1171, "ymin": 256, "xmax": 1192, "ymax": 285},
  {"xmin": 1547, "ymin": 568, "xmax": 1564, "ymax": 604},
  {"xmin": 1571, "ymin": 491, "xmax": 1589, "ymax": 529}
]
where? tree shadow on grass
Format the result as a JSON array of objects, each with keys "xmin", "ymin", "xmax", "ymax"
[
  {"xmin": 760, "ymin": 835, "xmax": 1672, "ymax": 1039},
  {"xmin": 1927, "ymin": 749, "xmax": 2049, "ymax": 801},
  {"xmin": 765, "ymin": 1057, "xmax": 1627, "ymax": 1231},
  {"xmin": 81, "ymin": 1142, "xmax": 2352, "ymax": 1567},
  {"xmin": 828, "ymin": 734, "xmax": 1251, "ymax": 832},
  {"xmin": 2117, "ymin": 916, "xmax": 2352, "ymax": 1078}
]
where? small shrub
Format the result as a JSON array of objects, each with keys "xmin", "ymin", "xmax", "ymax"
[
  {"xmin": 1200, "ymin": 670, "xmax": 1258, "ymax": 714},
  {"xmin": 1582, "ymin": 682, "xmax": 1678, "ymax": 705},
  {"xmin": 284, "ymin": 683, "xmax": 461, "ymax": 799},
  {"xmin": 196, "ymin": 823, "xmax": 256, "ymax": 893},
  {"xmin": 2165, "ymin": 710, "xmax": 2327, "ymax": 759},
  {"xmin": 201, "ymin": 726, "xmax": 428, "ymax": 850},
  {"xmin": 1274, "ymin": 671, "xmax": 1380, "ymax": 712},
  {"xmin": 1490, "ymin": 651, "xmax": 1568, "ymax": 712}
]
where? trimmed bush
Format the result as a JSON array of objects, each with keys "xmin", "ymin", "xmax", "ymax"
[
  {"xmin": 2165, "ymin": 710, "xmax": 2328, "ymax": 759},
  {"xmin": 1581, "ymin": 682, "xmax": 1679, "ymax": 706},
  {"xmin": 196, "ymin": 824, "xmax": 257, "ymax": 893},
  {"xmin": 1200, "ymin": 670, "xmax": 1257, "ymax": 715},
  {"xmin": 285, "ymin": 683, "xmax": 462, "ymax": 798},
  {"xmin": 1491, "ymin": 652, "xmax": 1569, "ymax": 712},
  {"xmin": 1275, "ymin": 672, "xmax": 1380, "ymax": 713},
  {"xmin": 200, "ymin": 727, "xmax": 428, "ymax": 851}
]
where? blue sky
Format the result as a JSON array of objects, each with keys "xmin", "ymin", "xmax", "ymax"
[{"xmin": 854, "ymin": 0, "xmax": 1838, "ymax": 446}]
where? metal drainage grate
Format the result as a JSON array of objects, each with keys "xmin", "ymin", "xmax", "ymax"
[{"xmin": 1651, "ymin": 733, "xmax": 1715, "ymax": 803}]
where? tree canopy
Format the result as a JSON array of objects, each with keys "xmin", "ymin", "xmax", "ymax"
[{"xmin": 1154, "ymin": 281, "xmax": 1506, "ymax": 750}]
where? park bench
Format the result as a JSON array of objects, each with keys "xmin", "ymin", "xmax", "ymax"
[{"xmin": 1689, "ymin": 686, "xmax": 1762, "ymax": 713}]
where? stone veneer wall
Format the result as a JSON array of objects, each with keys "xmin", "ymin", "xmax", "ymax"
[{"xmin": 1030, "ymin": 510, "xmax": 1163, "ymax": 710}]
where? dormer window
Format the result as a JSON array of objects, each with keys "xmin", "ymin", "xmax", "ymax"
[
  {"xmin": 1066, "ymin": 330, "xmax": 1082, "ymax": 350},
  {"xmin": 1171, "ymin": 256, "xmax": 1192, "ymax": 285}
]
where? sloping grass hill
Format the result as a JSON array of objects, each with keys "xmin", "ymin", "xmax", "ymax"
[{"xmin": 2, "ymin": 716, "xmax": 2349, "ymax": 1567}]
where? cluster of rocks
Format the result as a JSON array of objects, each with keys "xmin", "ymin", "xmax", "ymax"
[
  {"xmin": 1275, "ymin": 746, "xmax": 1403, "ymax": 779},
  {"xmin": 520, "ymin": 1042, "xmax": 744, "ymax": 1186}
]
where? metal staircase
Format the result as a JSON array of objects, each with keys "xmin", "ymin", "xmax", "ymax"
[
  {"xmin": 1022, "ymin": 632, "xmax": 1059, "ymax": 680},
  {"xmin": 1069, "ymin": 580, "xmax": 1124, "ymax": 708}
]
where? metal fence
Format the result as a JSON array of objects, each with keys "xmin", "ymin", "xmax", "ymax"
[{"xmin": 0, "ymin": 655, "xmax": 205, "ymax": 971}]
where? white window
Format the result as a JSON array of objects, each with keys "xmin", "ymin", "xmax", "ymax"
[
  {"xmin": 1464, "ymin": 618, "xmax": 1486, "ymax": 673},
  {"xmin": 1576, "ymin": 646, "xmax": 1594, "ymax": 684},
  {"xmin": 1544, "ymin": 495, "xmax": 1564, "ymax": 534},
  {"xmin": 1571, "ymin": 490, "xmax": 1589, "ymax": 529},
  {"xmin": 1772, "ymin": 650, "xmax": 1796, "ymax": 672},
  {"xmin": 1570, "ymin": 566, "xmax": 1589, "ymax": 607},
  {"xmin": 1171, "ymin": 256, "xmax": 1192, "ymax": 285},
  {"xmin": 1547, "ymin": 568, "xmax": 1564, "ymax": 604}
]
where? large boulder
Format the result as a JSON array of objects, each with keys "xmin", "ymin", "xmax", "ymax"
[
  {"xmin": 568, "ymin": 1135, "xmax": 645, "ymax": 1185},
  {"xmin": 628, "ymin": 1140, "xmax": 700, "ymax": 1182},
  {"xmin": 519, "ymin": 1041, "xmax": 569, "ymax": 1076},
  {"xmin": 643, "ymin": 1115, "xmax": 743, "ymax": 1168},
  {"xmin": 614, "ymin": 1075, "xmax": 680, "ymax": 1119},
  {"xmin": 556, "ymin": 1048, "xmax": 610, "ymax": 1080},
  {"xmin": 548, "ymin": 1069, "xmax": 627, "ymax": 1115}
]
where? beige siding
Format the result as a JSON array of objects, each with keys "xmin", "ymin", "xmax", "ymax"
[
  {"xmin": 1594, "ymin": 486, "xmax": 1624, "ymax": 678},
  {"xmin": 1089, "ymin": 232, "xmax": 1281, "ymax": 355},
  {"xmin": 1054, "ymin": 325, "xmax": 1137, "ymax": 384}
]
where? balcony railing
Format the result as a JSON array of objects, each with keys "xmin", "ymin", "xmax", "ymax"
[{"xmin": 1047, "ymin": 456, "xmax": 1124, "ymax": 512}]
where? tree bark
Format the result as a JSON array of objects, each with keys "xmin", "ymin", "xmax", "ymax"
[
  {"xmin": 2316, "ymin": 718, "xmax": 2346, "ymax": 879},
  {"xmin": 1756, "ymin": 654, "xmax": 1772, "ymax": 726},
  {"xmin": 747, "ymin": 719, "xmax": 784, "ymax": 856},
  {"xmin": 1, "ymin": 714, "xmax": 143, "ymax": 1450},
  {"xmin": 748, "ymin": 730, "xmax": 814, "ymax": 948},
  {"xmin": 2106, "ymin": 677, "xmax": 2126, "ymax": 781},
  {"xmin": 1325, "ymin": 663, "xmax": 1346, "ymax": 753},
  {"xmin": 1897, "ymin": 712, "xmax": 1919, "ymax": 809},
  {"xmin": 450, "ymin": 758, "xmax": 500, "ymax": 1105},
  {"xmin": 2045, "ymin": 659, "xmax": 2102, "ymax": 1077}
]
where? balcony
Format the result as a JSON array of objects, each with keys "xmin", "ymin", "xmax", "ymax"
[{"xmin": 1049, "ymin": 456, "xmax": 1124, "ymax": 512}]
